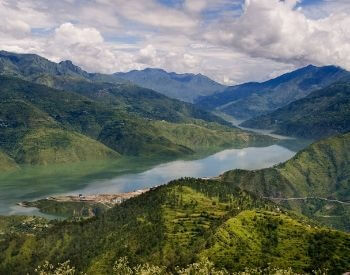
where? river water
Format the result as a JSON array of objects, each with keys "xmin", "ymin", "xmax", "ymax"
[{"xmin": 0, "ymin": 144, "xmax": 297, "ymax": 216}]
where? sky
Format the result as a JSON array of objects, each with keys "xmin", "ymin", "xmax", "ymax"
[{"xmin": 1, "ymin": 0, "xmax": 350, "ymax": 85}]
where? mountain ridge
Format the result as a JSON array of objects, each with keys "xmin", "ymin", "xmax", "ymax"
[
  {"xmin": 195, "ymin": 64, "xmax": 350, "ymax": 120},
  {"xmin": 241, "ymin": 82, "xmax": 350, "ymax": 139},
  {"xmin": 114, "ymin": 67, "xmax": 226, "ymax": 102}
]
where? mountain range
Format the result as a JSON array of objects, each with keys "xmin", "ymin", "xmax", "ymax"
[
  {"xmin": 196, "ymin": 65, "xmax": 350, "ymax": 120},
  {"xmin": 0, "ymin": 51, "xmax": 273, "ymax": 169},
  {"xmin": 241, "ymin": 82, "xmax": 350, "ymax": 138},
  {"xmin": 115, "ymin": 68, "xmax": 226, "ymax": 102},
  {"xmin": 1, "ymin": 50, "xmax": 350, "ymax": 274}
]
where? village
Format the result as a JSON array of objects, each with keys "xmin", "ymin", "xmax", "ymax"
[{"xmin": 44, "ymin": 189, "xmax": 151, "ymax": 206}]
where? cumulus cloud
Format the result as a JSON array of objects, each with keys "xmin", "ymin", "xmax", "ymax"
[
  {"xmin": 205, "ymin": 0, "xmax": 350, "ymax": 69},
  {"xmin": 54, "ymin": 23, "xmax": 104, "ymax": 45},
  {"xmin": 1, "ymin": 0, "xmax": 350, "ymax": 85}
]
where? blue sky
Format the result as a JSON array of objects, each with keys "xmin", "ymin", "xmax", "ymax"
[{"xmin": 1, "ymin": 0, "xmax": 349, "ymax": 84}]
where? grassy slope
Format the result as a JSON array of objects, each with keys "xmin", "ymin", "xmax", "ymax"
[
  {"xmin": 0, "ymin": 98, "xmax": 120, "ymax": 165},
  {"xmin": 202, "ymin": 210, "xmax": 350, "ymax": 272},
  {"xmin": 220, "ymin": 132, "xmax": 350, "ymax": 231},
  {"xmin": 1, "ymin": 179, "xmax": 350, "ymax": 274},
  {"xmin": 151, "ymin": 120, "xmax": 275, "ymax": 152},
  {"xmin": 15, "ymin": 128, "xmax": 120, "ymax": 165},
  {"xmin": 0, "ymin": 51, "xmax": 229, "ymax": 126},
  {"xmin": 241, "ymin": 82, "xmax": 350, "ymax": 139},
  {"xmin": 0, "ymin": 76, "xmax": 274, "ymax": 166},
  {"xmin": 37, "ymin": 75, "xmax": 230, "ymax": 125},
  {"xmin": 0, "ymin": 151, "xmax": 17, "ymax": 172}
]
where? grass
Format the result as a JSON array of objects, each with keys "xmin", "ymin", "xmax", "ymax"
[
  {"xmin": 0, "ymin": 151, "xmax": 17, "ymax": 172},
  {"xmin": 220, "ymin": 132, "xmax": 350, "ymax": 231}
]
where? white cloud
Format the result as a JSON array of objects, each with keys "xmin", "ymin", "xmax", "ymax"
[
  {"xmin": 54, "ymin": 23, "xmax": 104, "ymax": 46},
  {"xmin": 205, "ymin": 0, "xmax": 350, "ymax": 70},
  {"xmin": 1, "ymin": 0, "xmax": 350, "ymax": 85}
]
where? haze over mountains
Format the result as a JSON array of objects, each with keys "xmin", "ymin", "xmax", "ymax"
[
  {"xmin": 1, "ymin": 50, "xmax": 350, "ymax": 274},
  {"xmin": 115, "ymin": 68, "xmax": 226, "ymax": 102},
  {"xmin": 242, "ymin": 82, "xmax": 350, "ymax": 139},
  {"xmin": 1, "ymin": 0, "xmax": 350, "ymax": 273},
  {"xmin": 196, "ymin": 65, "xmax": 350, "ymax": 120},
  {"xmin": 0, "ymin": 51, "xmax": 273, "ymax": 170}
]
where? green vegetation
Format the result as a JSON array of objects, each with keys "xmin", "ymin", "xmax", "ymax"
[
  {"xmin": 0, "ymin": 151, "xmax": 17, "ymax": 172},
  {"xmin": 35, "ymin": 258, "xmax": 311, "ymax": 275},
  {"xmin": 151, "ymin": 120, "xmax": 272, "ymax": 152},
  {"xmin": 241, "ymin": 82, "xmax": 350, "ymax": 139},
  {"xmin": 1, "ymin": 178, "xmax": 350, "ymax": 274},
  {"xmin": 220, "ymin": 132, "xmax": 350, "ymax": 231},
  {"xmin": 1, "ymin": 133, "xmax": 350, "ymax": 274},
  {"xmin": 23, "ymin": 200, "xmax": 109, "ymax": 219},
  {"xmin": 196, "ymin": 65, "xmax": 350, "ymax": 120},
  {"xmin": 0, "ymin": 216, "xmax": 51, "ymax": 235},
  {"xmin": 0, "ymin": 51, "xmax": 274, "ymax": 168}
]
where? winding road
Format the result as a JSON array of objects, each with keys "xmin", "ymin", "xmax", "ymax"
[{"xmin": 263, "ymin": 196, "xmax": 350, "ymax": 205}]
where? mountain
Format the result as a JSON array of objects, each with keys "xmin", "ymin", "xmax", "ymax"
[
  {"xmin": 1, "ymin": 133, "xmax": 350, "ymax": 274},
  {"xmin": 220, "ymin": 132, "xmax": 350, "ymax": 231},
  {"xmin": 0, "ymin": 74, "xmax": 273, "ymax": 167},
  {"xmin": 241, "ymin": 82, "xmax": 350, "ymax": 139},
  {"xmin": 0, "ymin": 51, "xmax": 231, "ymax": 126},
  {"xmin": 196, "ymin": 65, "xmax": 350, "ymax": 120},
  {"xmin": 114, "ymin": 68, "xmax": 226, "ymax": 102},
  {"xmin": 0, "ymin": 50, "xmax": 127, "ymax": 84}
]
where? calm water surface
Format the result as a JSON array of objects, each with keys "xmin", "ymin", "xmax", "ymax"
[{"xmin": 0, "ymin": 144, "xmax": 296, "ymax": 216}]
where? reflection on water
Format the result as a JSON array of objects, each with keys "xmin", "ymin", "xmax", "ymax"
[
  {"xmin": 78, "ymin": 145, "xmax": 294, "ymax": 195},
  {"xmin": 0, "ymin": 144, "xmax": 295, "ymax": 215}
]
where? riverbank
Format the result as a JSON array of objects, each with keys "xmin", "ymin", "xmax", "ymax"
[{"xmin": 18, "ymin": 188, "xmax": 151, "ymax": 219}]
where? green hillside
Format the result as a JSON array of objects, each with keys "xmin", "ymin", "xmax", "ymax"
[
  {"xmin": 220, "ymin": 132, "xmax": 350, "ymax": 231},
  {"xmin": 0, "ymin": 76, "xmax": 273, "ymax": 167},
  {"xmin": 196, "ymin": 65, "xmax": 350, "ymax": 120},
  {"xmin": 0, "ymin": 51, "xmax": 229, "ymax": 126},
  {"xmin": 241, "ymin": 82, "xmax": 350, "ymax": 139},
  {"xmin": 0, "ymin": 151, "xmax": 17, "ymax": 172},
  {"xmin": 1, "ymin": 133, "xmax": 350, "ymax": 273},
  {"xmin": 151, "ymin": 120, "xmax": 271, "ymax": 152},
  {"xmin": 1, "ymin": 178, "xmax": 350, "ymax": 274}
]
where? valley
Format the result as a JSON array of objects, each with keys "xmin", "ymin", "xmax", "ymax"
[
  {"xmin": 0, "ymin": 50, "xmax": 350, "ymax": 274},
  {"xmin": 0, "ymin": 143, "xmax": 296, "ymax": 216}
]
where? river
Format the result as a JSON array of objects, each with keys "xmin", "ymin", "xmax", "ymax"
[{"xmin": 0, "ymin": 143, "xmax": 298, "ymax": 216}]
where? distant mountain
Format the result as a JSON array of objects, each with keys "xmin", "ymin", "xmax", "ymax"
[
  {"xmin": 241, "ymin": 82, "xmax": 350, "ymax": 139},
  {"xmin": 114, "ymin": 68, "xmax": 226, "ymax": 102},
  {"xmin": 0, "ymin": 50, "xmax": 127, "ymax": 84},
  {"xmin": 196, "ymin": 65, "xmax": 350, "ymax": 120},
  {"xmin": 0, "ymin": 51, "xmax": 229, "ymax": 126},
  {"xmin": 1, "ymin": 133, "xmax": 350, "ymax": 274}
]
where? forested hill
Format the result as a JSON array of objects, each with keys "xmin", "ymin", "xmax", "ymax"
[
  {"xmin": 195, "ymin": 65, "xmax": 350, "ymax": 120},
  {"xmin": 1, "ymin": 133, "xmax": 350, "ymax": 274},
  {"xmin": 241, "ymin": 82, "xmax": 350, "ymax": 139},
  {"xmin": 0, "ymin": 75, "xmax": 273, "ymax": 168},
  {"xmin": 221, "ymin": 132, "xmax": 350, "ymax": 230}
]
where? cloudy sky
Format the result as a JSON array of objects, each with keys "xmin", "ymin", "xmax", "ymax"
[{"xmin": 1, "ymin": 0, "xmax": 350, "ymax": 84}]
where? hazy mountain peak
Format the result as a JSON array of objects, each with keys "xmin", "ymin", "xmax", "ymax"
[
  {"xmin": 196, "ymin": 64, "xmax": 350, "ymax": 119},
  {"xmin": 114, "ymin": 68, "xmax": 226, "ymax": 102}
]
